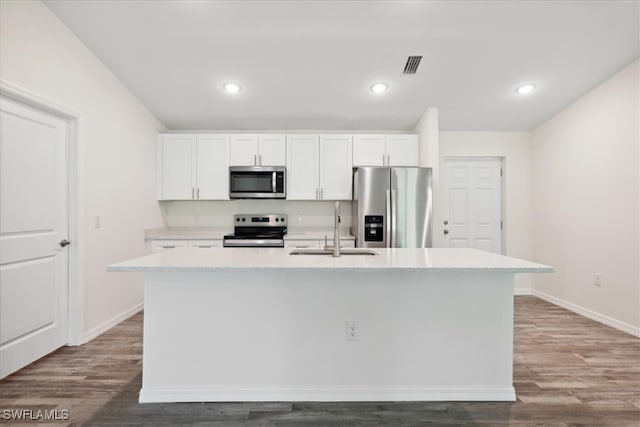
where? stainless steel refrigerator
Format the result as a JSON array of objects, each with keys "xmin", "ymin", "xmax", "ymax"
[{"xmin": 351, "ymin": 167, "xmax": 433, "ymax": 248}]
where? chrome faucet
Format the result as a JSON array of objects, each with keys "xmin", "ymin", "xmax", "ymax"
[{"xmin": 333, "ymin": 201, "xmax": 341, "ymax": 257}]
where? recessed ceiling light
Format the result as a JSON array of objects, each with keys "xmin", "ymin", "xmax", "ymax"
[
  {"xmin": 223, "ymin": 82, "xmax": 241, "ymax": 94},
  {"xmin": 370, "ymin": 83, "xmax": 388, "ymax": 94},
  {"xmin": 515, "ymin": 83, "xmax": 536, "ymax": 95}
]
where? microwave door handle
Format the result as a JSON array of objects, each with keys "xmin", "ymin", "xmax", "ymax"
[{"xmin": 272, "ymin": 171, "xmax": 277, "ymax": 193}]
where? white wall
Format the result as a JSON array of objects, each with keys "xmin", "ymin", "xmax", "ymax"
[
  {"xmin": 414, "ymin": 108, "xmax": 439, "ymax": 178},
  {"xmin": 531, "ymin": 60, "xmax": 639, "ymax": 334},
  {"xmin": 438, "ymin": 132, "xmax": 534, "ymax": 292},
  {"xmin": 0, "ymin": 1, "xmax": 165, "ymax": 341}
]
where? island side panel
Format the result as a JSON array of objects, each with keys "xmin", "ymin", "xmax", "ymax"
[{"xmin": 140, "ymin": 270, "xmax": 515, "ymax": 402}]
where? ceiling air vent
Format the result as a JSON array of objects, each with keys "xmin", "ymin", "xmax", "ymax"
[{"xmin": 403, "ymin": 56, "xmax": 422, "ymax": 75}]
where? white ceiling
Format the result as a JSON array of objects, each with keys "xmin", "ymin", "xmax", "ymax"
[{"xmin": 44, "ymin": 0, "xmax": 639, "ymax": 131}]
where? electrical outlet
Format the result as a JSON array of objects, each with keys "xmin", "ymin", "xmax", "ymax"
[
  {"xmin": 94, "ymin": 216, "xmax": 101, "ymax": 229},
  {"xmin": 594, "ymin": 273, "xmax": 602, "ymax": 287},
  {"xmin": 346, "ymin": 321, "xmax": 360, "ymax": 342}
]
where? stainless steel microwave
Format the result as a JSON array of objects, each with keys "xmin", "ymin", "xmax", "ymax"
[{"xmin": 229, "ymin": 166, "xmax": 286, "ymax": 199}]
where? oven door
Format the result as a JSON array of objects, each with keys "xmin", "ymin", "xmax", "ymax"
[{"xmin": 229, "ymin": 166, "xmax": 286, "ymax": 199}]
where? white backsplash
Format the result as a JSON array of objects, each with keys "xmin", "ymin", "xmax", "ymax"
[{"xmin": 160, "ymin": 200, "xmax": 352, "ymax": 230}]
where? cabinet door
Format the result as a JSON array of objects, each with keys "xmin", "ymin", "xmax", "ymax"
[
  {"xmin": 229, "ymin": 134, "xmax": 258, "ymax": 166},
  {"xmin": 158, "ymin": 134, "xmax": 196, "ymax": 200},
  {"xmin": 258, "ymin": 134, "xmax": 286, "ymax": 166},
  {"xmin": 188, "ymin": 240, "xmax": 223, "ymax": 248},
  {"xmin": 353, "ymin": 134, "xmax": 386, "ymax": 166},
  {"xmin": 284, "ymin": 239, "xmax": 320, "ymax": 248},
  {"xmin": 196, "ymin": 134, "xmax": 229, "ymax": 200},
  {"xmin": 319, "ymin": 134, "xmax": 352, "ymax": 200},
  {"xmin": 150, "ymin": 240, "xmax": 189, "ymax": 253},
  {"xmin": 286, "ymin": 135, "xmax": 319, "ymax": 200},
  {"xmin": 385, "ymin": 134, "xmax": 419, "ymax": 166}
]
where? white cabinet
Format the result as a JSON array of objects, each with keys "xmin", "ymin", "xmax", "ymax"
[
  {"xmin": 284, "ymin": 240, "xmax": 320, "ymax": 249},
  {"xmin": 197, "ymin": 134, "xmax": 229, "ymax": 200},
  {"xmin": 319, "ymin": 135, "xmax": 353, "ymax": 200},
  {"xmin": 188, "ymin": 240, "xmax": 223, "ymax": 248},
  {"xmin": 259, "ymin": 134, "xmax": 286, "ymax": 166},
  {"xmin": 150, "ymin": 240, "xmax": 189, "ymax": 253},
  {"xmin": 286, "ymin": 134, "xmax": 319, "ymax": 200},
  {"xmin": 352, "ymin": 134, "xmax": 419, "ymax": 167},
  {"xmin": 229, "ymin": 134, "xmax": 286, "ymax": 166},
  {"xmin": 150, "ymin": 239, "xmax": 223, "ymax": 253},
  {"xmin": 286, "ymin": 134, "xmax": 352, "ymax": 200},
  {"xmin": 284, "ymin": 238, "xmax": 355, "ymax": 249},
  {"xmin": 158, "ymin": 134, "xmax": 196, "ymax": 200},
  {"xmin": 386, "ymin": 134, "xmax": 419, "ymax": 166},
  {"xmin": 352, "ymin": 134, "xmax": 386, "ymax": 166},
  {"xmin": 158, "ymin": 134, "xmax": 229, "ymax": 200}
]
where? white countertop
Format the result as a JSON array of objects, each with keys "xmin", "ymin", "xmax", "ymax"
[
  {"xmin": 145, "ymin": 227, "xmax": 355, "ymax": 240},
  {"xmin": 108, "ymin": 247, "xmax": 553, "ymax": 273}
]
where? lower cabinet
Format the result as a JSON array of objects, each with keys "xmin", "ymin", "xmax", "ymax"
[
  {"xmin": 284, "ymin": 240, "xmax": 320, "ymax": 249},
  {"xmin": 149, "ymin": 239, "xmax": 222, "ymax": 253},
  {"xmin": 284, "ymin": 239, "xmax": 355, "ymax": 249},
  {"xmin": 149, "ymin": 238, "xmax": 355, "ymax": 253},
  {"xmin": 188, "ymin": 240, "xmax": 224, "ymax": 249}
]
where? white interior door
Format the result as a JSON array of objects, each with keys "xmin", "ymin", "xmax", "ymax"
[
  {"xmin": 443, "ymin": 158, "xmax": 502, "ymax": 254},
  {"xmin": 0, "ymin": 96, "xmax": 69, "ymax": 379}
]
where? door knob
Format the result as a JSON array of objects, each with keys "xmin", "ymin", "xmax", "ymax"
[
  {"xmin": 443, "ymin": 230, "xmax": 449, "ymax": 235},
  {"xmin": 59, "ymin": 239, "xmax": 70, "ymax": 247},
  {"xmin": 444, "ymin": 220, "xmax": 448, "ymax": 225}
]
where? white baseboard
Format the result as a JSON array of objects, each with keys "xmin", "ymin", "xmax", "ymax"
[
  {"xmin": 139, "ymin": 386, "xmax": 516, "ymax": 403},
  {"xmin": 533, "ymin": 290, "xmax": 640, "ymax": 337},
  {"xmin": 82, "ymin": 303, "xmax": 143, "ymax": 344},
  {"xmin": 514, "ymin": 288, "xmax": 533, "ymax": 296}
]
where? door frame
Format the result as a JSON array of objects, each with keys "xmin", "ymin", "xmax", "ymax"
[
  {"xmin": 441, "ymin": 156, "xmax": 506, "ymax": 254},
  {"xmin": 1, "ymin": 80, "xmax": 85, "ymax": 346}
]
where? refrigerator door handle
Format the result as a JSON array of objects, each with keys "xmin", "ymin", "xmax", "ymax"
[
  {"xmin": 391, "ymin": 189, "xmax": 397, "ymax": 247},
  {"xmin": 385, "ymin": 189, "xmax": 391, "ymax": 248}
]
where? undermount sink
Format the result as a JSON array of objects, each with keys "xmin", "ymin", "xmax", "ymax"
[{"xmin": 289, "ymin": 248, "xmax": 378, "ymax": 256}]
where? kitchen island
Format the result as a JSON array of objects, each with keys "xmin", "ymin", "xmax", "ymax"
[{"xmin": 108, "ymin": 248, "xmax": 552, "ymax": 403}]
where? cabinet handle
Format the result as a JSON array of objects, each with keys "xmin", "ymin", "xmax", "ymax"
[
  {"xmin": 387, "ymin": 154, "xmax": 390, "ymax": 165},
  {"xmin": 315, "ymin": 188, "xmax": 318, "ymax": 200},
  {"xmin": 320, "ymin": 188, "xmax": 323, "ymax": 199},
  {"xmin": 192, "ymin": 188, "xmax": 195, "ymax": 199},
  {"xmin": 258, "ymin": 154, "xmax": 262, "ymax": 165},
  {"xmin": 162, "ymin": 245, "xmax": 176, "ymax": 249},
  {"xmin": 254, "ymin": 154, "xmax": 257, "ymax": 166},
  {"xmin": 196, "ymin": 188, "xmax": 200, "ymax": 199},
  {"xmin": 382, "ymin": 154, "xmax": 386, "ymax": 166}
]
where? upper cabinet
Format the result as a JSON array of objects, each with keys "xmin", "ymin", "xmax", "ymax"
[
  {"xmin": 158, "ymin": 132, "xmax": 415, "ymax": 202},
  {"xmin": 196, "ymin": 134, "xmax": 229, "ymax": 200},
  {"xmin": 258, "ymin": 134, "xmax": 287, "ymax": 166},
  {"xmin": 286, "ymin": 134, "xmax": 352, "ymax": 200},
  {"xmin": 158, "ymin": 134, "xmax": 195, "ymax": 200},
  {"xmin": 158, "ymin": 134, "xmax": 229, "ymax": 200},
  {"xmin": 318, "ymin": 134, "xmax": 352, "ymax": 200},
  {"xmin": 286, "ymin": 135, "xmax": 319, "ymax": 200},
  {"xmin": 229, "ymin": 134, "xmax": 286, "ymax": 166},
  {"xmin": 353, "ymin": 134, "xmax": 419, "ymax": 167}
]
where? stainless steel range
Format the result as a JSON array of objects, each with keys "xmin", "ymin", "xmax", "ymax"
[{"xmin": 223, "ymin": 214, "xmax": 287, "ymax": 247}]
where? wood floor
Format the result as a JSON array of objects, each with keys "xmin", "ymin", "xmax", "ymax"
[{"xmin": 1, "ymin": 296, "xmax": 638, "ymax": 426}]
